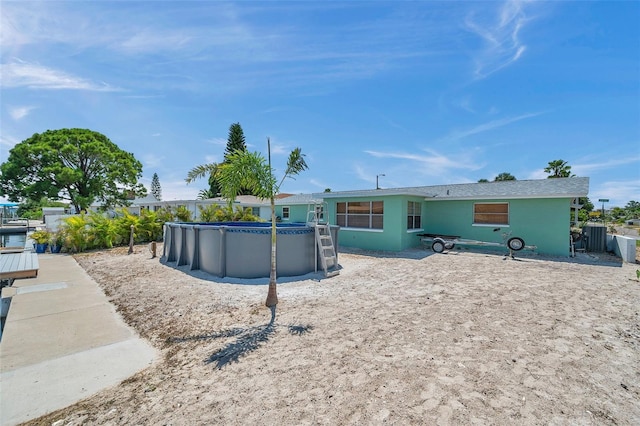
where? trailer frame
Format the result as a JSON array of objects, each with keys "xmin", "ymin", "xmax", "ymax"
[{"xmin": 418, "ymin": 230, "xmax": 536, "ymax": 259}]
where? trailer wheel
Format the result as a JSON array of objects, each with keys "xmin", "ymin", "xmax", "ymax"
[
  {"xmin": 431, "ymin": 240, "xmax": 446, "ymax": 253},
  {"xmin": 507, "ymin": 237, "xmax": 525, "ymax": 251},
  {"xmin": 444, "ymin": 242, "xmax": 456, "ymax": 250}
]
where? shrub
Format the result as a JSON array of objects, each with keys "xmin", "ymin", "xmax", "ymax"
[
  {"xmin": 62, "ymin": 214, "xmax": 91, "ymax": 252},
  {"xmin": 30, "ymin": 229, "xmax": 51, "ymax": 244}
]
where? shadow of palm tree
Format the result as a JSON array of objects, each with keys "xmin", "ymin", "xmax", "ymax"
[{"xmin": 167, "ymin": 307, "xmax": 314, "ymax": 369}]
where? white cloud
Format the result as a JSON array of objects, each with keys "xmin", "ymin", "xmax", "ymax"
[
  {"xmin": 465, "ymin": 0, "xmax": 532, "ymax": 79},
  {"xmin": 207, "ymin": 137, "xmax": 227, "ymax": 147},
  {"xmin": 591, "ymin": 180, "xmax": 640, "ymax": 207},
  {"xmin": 0, "ymin": 61, "xmax": 121, "ymax": 91},
  {"xmin": 8, "ymin": 105, "xmax": 36, "ymax": 120},
  {"xmin": 0, "ymin": 134, "xmax": 19, "ymax": 147},
  {"xmin": 573, "ymin": 156, "xmax": 640, "ymax": 175},
  {"xmin": 203, "ymin": 155, "xmax": 220, "ymax": 164},
  {"xmin": 439, "ymin": 112, "xmax": 543, "ymax": 143},
  {"xmin": 160, "ymin": 179, "xmax": 202, "ymax": 201},
  {"xmin": 353, "ymin": 164, "xmax": 373, "ymax": 184},
  {"xmin": 365, "ymin": 148, "xmax": 484, "ymax": 177},
  {"xmin": 309, "ymin": 178, "xmax": 328, "ymax": 189},
  {"xmin": 142, "ymin": 154, "xmax": 164, "ymax": 169},
  {"xmin": 269, "ymin": 143, "xmax": 288, "ymax": 156}
]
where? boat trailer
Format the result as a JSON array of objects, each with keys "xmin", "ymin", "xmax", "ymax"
[{"xmin": 418, "ymin": 229, "xmax": 536, "ymax": 258}]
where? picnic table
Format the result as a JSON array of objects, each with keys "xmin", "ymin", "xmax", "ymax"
[{"xmin": 0, "ymin": 251, "xmax": 39, "ymax": 286}]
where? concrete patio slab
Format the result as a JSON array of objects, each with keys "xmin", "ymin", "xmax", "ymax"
[{"xmin": 0, "ymin": 254, "xmax": 158, "ymax": 426}]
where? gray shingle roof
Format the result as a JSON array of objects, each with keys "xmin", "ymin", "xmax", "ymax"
[
  {"xmin": 314, "ymin": 177, "xmax": 589, "ymax": 200},
  {"xmin": 274, "ymin": 193, "xmax": 323, "ymax": 205}
]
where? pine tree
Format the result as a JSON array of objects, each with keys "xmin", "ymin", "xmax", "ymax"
[
  {"xmin": 223, "ymin": 123, "xmax": 247, "ymax": 162},
  {"xmin": 151, "ymin": 173, "xmax": 162, "ymax": 200}
]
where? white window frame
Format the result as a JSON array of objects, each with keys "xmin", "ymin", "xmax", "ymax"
[
  {"xmin": 407, "ymin": 201, "xmax": 423, "ymax": 232},
  {"xmin": 282, "ymin": 206, "xmax": 290, "ymax": 220},
  {"xmin": 336, "ymin": 201, "xmax": 384, "ymax": 230}
]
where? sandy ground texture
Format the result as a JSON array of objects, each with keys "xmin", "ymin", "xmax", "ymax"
[{"xmin": 27, "ymin": 243, "xmax": 639, "ymax": 426}]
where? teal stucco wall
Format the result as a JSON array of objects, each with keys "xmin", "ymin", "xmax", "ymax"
[
  {"xmin": 423, "ymin": 198, "xmax": 572, "ymax": 256},
  {"xmin": 275, "ymin": 204, "xmax": 311, "ymax": 223},
  {"xmin": 324, "ymin": 196, "xmax": 572, "ymax": 256},
  {"xmin": 325, "ymin": 195, "xmax": 425, "ymax": 251}
]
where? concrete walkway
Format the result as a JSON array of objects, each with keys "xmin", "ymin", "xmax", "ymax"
[{"xmin": 0, "ymin": 253, "xmax": 158, "ymax": 426}]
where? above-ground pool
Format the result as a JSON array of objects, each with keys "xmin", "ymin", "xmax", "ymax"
[{"xmin": 161, "ymin": 222, "xmax": 339, "ymax": 279}]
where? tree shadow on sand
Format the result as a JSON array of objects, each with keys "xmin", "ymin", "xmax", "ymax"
[{"xmin": 167, "ymin": 307, "xmax": 314, "ymax": 369}]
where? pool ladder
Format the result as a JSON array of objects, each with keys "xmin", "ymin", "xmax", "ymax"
[{"xmin": 314, "ymin": 224, "xmax": 339, "ymax": 278}]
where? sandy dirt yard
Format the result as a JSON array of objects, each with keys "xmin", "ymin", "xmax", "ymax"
[{"xmin": 29, "ymin": 244, "xmax": 639, "ymax": 426}]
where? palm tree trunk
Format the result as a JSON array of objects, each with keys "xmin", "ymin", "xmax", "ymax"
[
  {"xmin": 265, "ymin": 195, "xmax": 278, "ymax": 307},
  {"xmin": 265, "ymin": 197, "xmax": 278, "ymax": 308}
]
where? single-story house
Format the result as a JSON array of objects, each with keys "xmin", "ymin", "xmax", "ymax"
[
  {"xmin": 137, "ymin": 177, "xmax": 589, "ymax": 257},
  {"xmin": 301, "ymin": 177, "xmax": 589, "ymax": 257}
]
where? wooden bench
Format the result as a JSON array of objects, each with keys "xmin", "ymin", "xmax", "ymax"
[{"xmin": 0, "ymin": 252, "xmax": 39, "ymax": 286}]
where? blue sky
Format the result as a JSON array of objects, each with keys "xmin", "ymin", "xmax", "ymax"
[{"xmin": 1, "ymin": 1, "xmax": 639, "ymax": 207}]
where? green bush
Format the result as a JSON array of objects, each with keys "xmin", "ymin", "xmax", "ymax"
[
  {"xmin": 198, "ymin": 204, "xmax": 221, "ymax": 222},
  {"xmin": 88, "ymin": 211, "xmax": 119, "ymax": 248},
  {"xmin": 62, "ymin": 214, "xmax": 91, "ymax": 252},
  {"xmin": 175, "ymin": 205, "xmax": 192, "ymax": 222}
]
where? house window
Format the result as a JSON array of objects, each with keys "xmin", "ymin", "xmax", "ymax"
[
  {"xmin": 407, "ymin": 201, "xmax": 422, "ymax": 229},
  {"xmin": 473, "ymin": 203, "xmax": 509, "ymax": 225},
  {"xmin": 336, "ymin": 201, "xmax": 384, "ymax": 229},
  {"xmin": 251, "ymin": 207, "xmax": 260, "ymax": 217},
  {"xmin": 282, "ymin": 206, "xmax": 290, "ymax": 220}
]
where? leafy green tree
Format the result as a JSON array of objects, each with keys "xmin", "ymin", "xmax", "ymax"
[
  {"xmin": 494, "ymin": 172, "xmax": 516, "ymax": 181},
  {"xmin": 218, "ymin": 139, "xmax": 308, "ymax": 314},
  {"xmin": 477, "ymin": 179, "xmax": 489, "ymax": 183},
  {"xmin": 610, "ymin": 207, "xmax": 626, "ymax": 222},
  {"xmin": 151, "ymin": 173, "xmax": 162, "ymax": 201},
  {"xmin": 544, "ymin": 159, "xmax": 573, "ymax": 178},
  {"xmin": 625, "ymin": 201, "xmax": 640, "ymax": 219},
  {"xmin": 577, "ymin": 197, "xmax": 594, "ymax": 222},
  {"xmin": 16, "ymin": 197, "xmax": 68, "ymax": 219},
  {"xmin": 0, "ymin": 129, "xmax": 145, "ymax": 212}
]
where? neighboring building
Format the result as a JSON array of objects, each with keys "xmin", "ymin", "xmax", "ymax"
[
  {"xmin": 314, "ymin": 177, "xmax": 589, "ymax": 257},
  {"xmin": 133, "ymin": 195, "xmax": 273, "ymax": 221},
  {"xmin": 274, "ymin": 193, "xmax": 324, "ymax": 223}
]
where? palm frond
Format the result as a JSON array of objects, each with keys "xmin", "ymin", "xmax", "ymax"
[{"xmin": 185, "ymin": 163, "xmax": 218, "ymax": 184}]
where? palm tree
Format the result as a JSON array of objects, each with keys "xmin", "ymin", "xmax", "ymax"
[
  {"xmin": 544, "ymin": 159, "xmax": 573, "ymax": 178},
  {"xmin": 218, "ymin": 138, "xmax": 308, "ymax": 313},
  {"xmin": 197, "ymin": 188, "xmax": 216, "ymax": 200}
]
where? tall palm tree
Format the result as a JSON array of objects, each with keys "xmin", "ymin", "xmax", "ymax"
[
  {"xmin": 544, "ymin": 159, "xmax": 573, "ymax": 178},
  {"xmin": 218, "ymin": 138, "xmax": 308, "ymax": 311}
]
